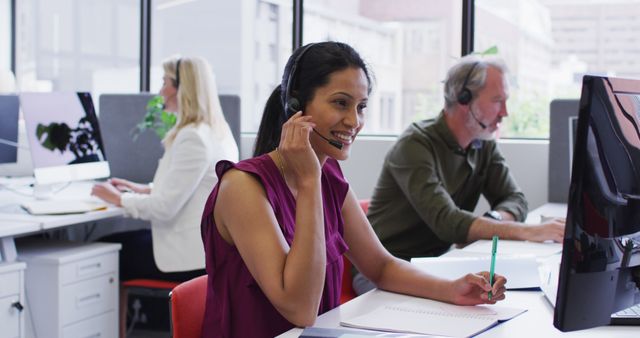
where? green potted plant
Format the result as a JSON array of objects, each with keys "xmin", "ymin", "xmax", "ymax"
[{"xmin": 132, "ymin": 95, "xmax": 177, "ymax": 140}]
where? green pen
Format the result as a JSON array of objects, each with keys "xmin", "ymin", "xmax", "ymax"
[{"xmin": 488, "ymin": 235, "xmax": 499, "ymax": 300}]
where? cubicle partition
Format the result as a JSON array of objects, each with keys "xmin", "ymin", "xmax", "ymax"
[
  {"xmin": 99, "ymin": 94, "xmax": 161, "ymax": 183},
  {"xmin": 548, "ymin": 99, "xmax": 579, "ymax": 203},
  {"xmin": 219, "ymin": 95, "xmax": 241, "ymax": 150},
  {"xmin": 98, "ymin": 93, "xmax": 241, "ymax": 183}
]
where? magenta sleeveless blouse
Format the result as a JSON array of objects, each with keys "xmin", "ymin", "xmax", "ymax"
[{"xmin": 200, "ymin": 154, "xmax": 350, "ymax": 338}]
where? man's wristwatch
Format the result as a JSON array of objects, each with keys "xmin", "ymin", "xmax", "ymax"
[{"xmin": 483, "ymin": 210, "xmax": 503, "ymax": 221}]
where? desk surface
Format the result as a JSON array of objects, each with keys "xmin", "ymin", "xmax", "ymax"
[
  {"xmin": 0, "ymin": 178, "xmax": 123, "ymax": 262},
  {"xmin": 278, "ymin": 289, "xmax": 638, "ymax": 338},
  {"xmin": 525, "ymin": 202, "xmax": 567, "ymax": 224},
  {"xmin": 279, "ymin": 203, "xmax": 636, "ymax": 337},
  {"xmin": 0, "ymin": 179, "xmax": 123, "ymax": 228}
]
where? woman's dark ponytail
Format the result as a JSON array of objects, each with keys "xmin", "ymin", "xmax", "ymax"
[{"xmin": 253, "ymin": 86, "xmax": 286, "ymax": 156}]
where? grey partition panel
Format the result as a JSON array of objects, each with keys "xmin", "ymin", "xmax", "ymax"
[
  {"xmin": 548, "ymin": 99, "xmax": 579, "ymax": 203},
  {"xmin": 219, "ymin": 95, "xmax": 241, "ymax": 149},
  {"xmin": 99, "ymin": 93, "xmax": 163, "ymax": 183},
  {"xmin": 99, "ymin": 94, "xmax": 241, "ymax": 184}
]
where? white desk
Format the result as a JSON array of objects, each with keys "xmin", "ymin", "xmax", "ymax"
[
  {"xmin": 277, "ymin": 289, "xmax": 638, "ymax": 338},
  {"xmin": 0, "ymin": 178, "xmax": 123, "ymax": 262},
  {"xmin": 279, "ymin": 203, "xmax": 637, "ymax": 337},
  {"xmin": 525, "ymin": 202, "xmax": 567, "ymax": 224},
  {"xmin": 0, "ymin": 178, "xmax": 125, "ymax": 338}
]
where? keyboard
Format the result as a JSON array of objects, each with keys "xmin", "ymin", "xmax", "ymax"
[{"xmin": 611, "ymin": 303, "xmax": 640, "ymax": 325}]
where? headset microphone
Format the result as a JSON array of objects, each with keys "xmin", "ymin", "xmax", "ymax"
[
  {"xmin": 469, "ymin": 109, "xmax": 487, "ymax": 129},
  {"xmin": 313, "ymin": 129, "xmax": 344, "ymax": 150}
]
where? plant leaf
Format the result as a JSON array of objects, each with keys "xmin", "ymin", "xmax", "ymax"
[{"xmin": 481, "ymin": 46, "xmax": 499, "ymax": 55}]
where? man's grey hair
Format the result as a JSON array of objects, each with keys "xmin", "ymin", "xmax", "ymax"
[{"xmin": 443, "ymin": 55, "xmax": 508, "ymax": 109}]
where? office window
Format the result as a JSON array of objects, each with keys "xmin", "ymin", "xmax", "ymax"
[
  {"xmin": 0, "ymin": 0, "xmax": 10, "ymax": 75},
  {"xmin": 150, "ymin": 0, "xmax": 292, "ymax": 133},
  {"xmin": 476, "ymin": 0, "xmax": 640, "ymax": 138},
  {"xmin": 14, "ymin": 0, "xmax": 140, "ymax": 96},
  {"xmin": 303, "ymin": 0, "xmax": 462, "ymax": 135}
]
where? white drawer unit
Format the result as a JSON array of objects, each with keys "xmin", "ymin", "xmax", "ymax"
[
  {"xmin": 17, "ymin": 240, "xmax": 121, "ymax": 338},
  {"xmin": 0, "ymin": 262, "xmax": 26, "ymax": 338}
]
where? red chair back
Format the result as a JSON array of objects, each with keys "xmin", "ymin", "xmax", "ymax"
[
  {"xmin": 170, "ymin": 275, "xmax": 208, "ymax": 338},
  {"xmin": 340, "ymin": 199, "xmax": 371, "ymax": 304},
  {"xmin": 359, "ymin": 199, "xmax": 370, "ymax": 214}
]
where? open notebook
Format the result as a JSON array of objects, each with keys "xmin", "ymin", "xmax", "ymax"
[
  {"xmin": 341, "ymin": 297, "xmax": 526, "ymax": 338},
  {"xmin": 21, "ymin": 200, "xmax": 108, "ymax": 215}
]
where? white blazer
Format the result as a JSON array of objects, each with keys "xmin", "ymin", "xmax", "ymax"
[{"xmin": 120, "ymin": 123, "xmax": 239, "ymax": 272}]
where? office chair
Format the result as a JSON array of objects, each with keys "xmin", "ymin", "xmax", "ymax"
[
  {"xmin": 340, "ymin": 199, "xmax": 371, "ymax": 304},
  {"xmin": 120, "ymin": 279, "xmax": 180, "ymax": 337},
  {"xmin": 169, "ymin": 275, "xmax": 208, "ymax": 338}
]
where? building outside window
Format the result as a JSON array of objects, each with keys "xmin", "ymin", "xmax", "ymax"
[
  {"xmin": 303, "ymin": 0, "xmax": 462, "ymax": 135},
  {"xmin": 0, "ymin": 0, "xmax": 10, "ymax": 74},
  {"xmin": 150, "ymin": 0, "xmax": 292, "ymax": 134},
  {"xmin": 14, "ymin": 0, "xmax": 140, "ymax": 99},
  {"xmin": 476, "ymin": 0, "xmax": 640, "ymax": 138}
]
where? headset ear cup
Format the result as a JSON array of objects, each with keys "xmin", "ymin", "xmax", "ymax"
[
  {"xmin": 287, "ymin": 97, "xmax": 301, "ymax": 115},
  {"xmin": 458, "ymin": 88, "xmax": 472, "ymax": 105}
]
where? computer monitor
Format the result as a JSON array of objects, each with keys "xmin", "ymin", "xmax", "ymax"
[
  {"xmin": 19, "ymin": 92, "xmax": 110, "ymax": 184},
  {"xmin": 554, "ymin": 75, "xmax": 640, "ymax": 331},
  {"xmin": 0, "ymin": 95, "xmax": 19, "ymax": 164}
]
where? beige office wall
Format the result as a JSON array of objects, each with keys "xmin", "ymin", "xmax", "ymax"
[{"xmin": 241, "ymin": 134, "xmax": 549, "ymax": 212}]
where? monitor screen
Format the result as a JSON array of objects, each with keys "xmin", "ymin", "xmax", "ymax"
[
  {"xmin": 0, "ymin": 95, "xmax": 19, "ymax": 164},
  {"xmin": 19, "ymin": 92, "xmax": 109, "ymax": 184},
  {"xmin": 554, "ymin": 75, "xmax": 640, "ymax": 331}
]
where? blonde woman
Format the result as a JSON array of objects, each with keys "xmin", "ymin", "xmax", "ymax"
[{"xmin": 92, "ymin": 56, "xmax": 239, "ymax": 281}]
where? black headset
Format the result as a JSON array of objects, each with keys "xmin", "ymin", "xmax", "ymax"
[
  {"xmin": 457, "ymin": 61, "xmax": 480, "ymax": 105},
  {"xmin": 282, "ymin": 43, "xmax": 343, "ymax": 150},
  {"xmin": 175, "ymin": 58, "xmax": 182, "ymax": 88},
  {"xmin": 284, "ymin": 43, "xmax": 317, "ymax": 115}
]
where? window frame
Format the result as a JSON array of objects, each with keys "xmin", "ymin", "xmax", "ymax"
[{"xmin": 7, "ymin": 1, "xmax": 482, "ymax": 136}]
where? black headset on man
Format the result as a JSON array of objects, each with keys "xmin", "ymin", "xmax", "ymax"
[
  {"xmin": 283, "ymin": 43, "xmax": 344, "ymax": 150},
  {"xmin": 458, "ymin": 61, "xmax": 488, "ymax": 129}
]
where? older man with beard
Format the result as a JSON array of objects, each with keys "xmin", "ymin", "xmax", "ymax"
[{"xmin": 353, "ymin": 55, "xmax": 565, "ymax": 295}]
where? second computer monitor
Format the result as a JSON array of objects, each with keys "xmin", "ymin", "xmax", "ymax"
[
  {"xmin": 20, "ymin": 92, "xmax": 109, "ymax": 184},
  {"xmin": 0, "ymin": 95, "xmax": 20, "ymax": 164}
]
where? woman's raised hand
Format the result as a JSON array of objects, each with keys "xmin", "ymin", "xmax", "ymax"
[{"xmin": 278, "ymin": 111, "xmax": 321, "ymax": 187}]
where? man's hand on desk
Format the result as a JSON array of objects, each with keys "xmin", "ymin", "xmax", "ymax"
[
  {"xmin": 522, "ymin": 217, "xmax": 565, "ymax": 243},
  {"xmin": 109, "ymin": 177, "xmax": 151, "ymax": 194},
  {"xmin": 91, "ymin": 181, "xmax": 122, "ymax": 206}
]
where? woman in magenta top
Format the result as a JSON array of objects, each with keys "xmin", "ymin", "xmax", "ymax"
[{"xmin": 200, "ymin": 42, "xmax": 508, "ymax": 338}]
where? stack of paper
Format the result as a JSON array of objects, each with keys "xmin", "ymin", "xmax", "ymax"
[
  {"xmin": 457, "ymin": 239, "xmax": 562, "ymax": 258},
  {"xmin": 411, "ymin": 255, "xmax": 540, "ymax": 289}
]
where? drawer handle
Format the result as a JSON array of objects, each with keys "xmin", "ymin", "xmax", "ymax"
[
  {"xmin": 78, "ymin": 262, "xmax": 102, "ymax": 274},
  {"xmin": 77, "ymin": 293, "xmax": 101, "ymax": 307},
  {"xmin": 83, "ymin": 334, "xmax": 101, "ymax": 338},
  {"xmin": 11, "ymin": 301, "xmax": 24, "ymax": 312}
]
